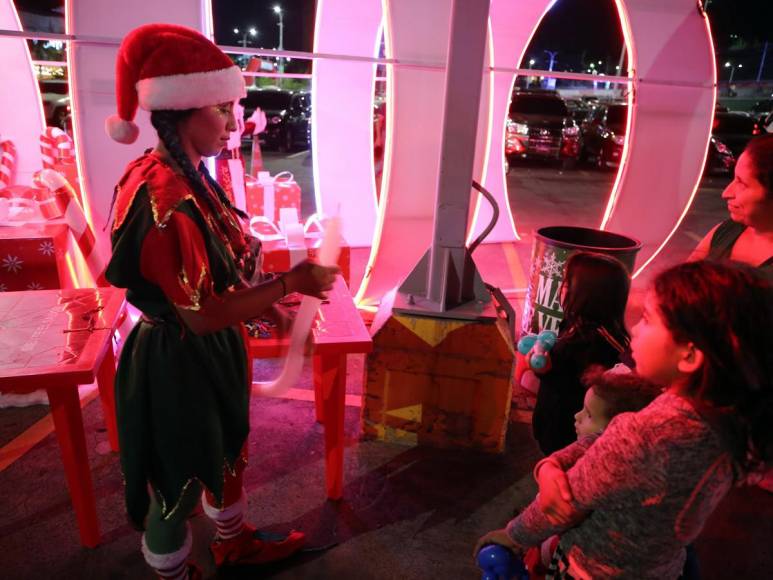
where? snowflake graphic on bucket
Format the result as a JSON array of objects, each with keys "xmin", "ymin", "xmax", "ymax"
[
  {"xmin": 0, "ymin": 283, "xmax": 7, "ymax": 292},
  {"xmin": 26, "ymin": 281, "xmax": 44, "ymax": 290},
  {"xmin": 540, "ymin": 250, "xmax": 564, "ymax": 279},
  {"xmin": 2, "ymin": 255, "xmax": 24, "ymax": 273},
  {"xmin": 38, "ymin": 241, "xmax": 56, "ymax": 256}
]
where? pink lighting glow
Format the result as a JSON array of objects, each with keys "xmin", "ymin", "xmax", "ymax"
[
  {"xmin": 600, "ymin": 0, "xmax": 636, "ymax": 231},
  {"xmin": 467, "ymin": 0, "xmax": 560, "ymax": 248},
  {"xmin": 600, "ymin": 0, "xmax": 716, "ymax": 279},
  {"xmin": 64, "ymin": 0, "xmax": 96, "ymax": 235},
  {"xmin": 0, "ymin": 0, "xmax": 46, "ymax": 184},
  {"xmin": 353, "ymin": 1, "xmax": 394, "ymax": 308},
  {"xmin": 493, "ymin": 0, "xmax": 557, "ymax": 243},
  {"xmin": 465, "ymin": 18, "xmax": 500, "ymax": 246},
  {"xmin": 624, "ymin": 7, "xmax": 717, "ymax": 279},
  {"xmin": 311, "ymin": 0, "xmax": 382, "ymax": 250}
]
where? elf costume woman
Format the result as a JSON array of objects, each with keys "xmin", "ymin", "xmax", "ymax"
[{"xmin": 104, "ymin": 23, "xmax": 337, "ymax": 580}]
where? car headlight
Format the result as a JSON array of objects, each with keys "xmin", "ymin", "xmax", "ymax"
[
  {"xmin": 562, "ymin": 125, "xmax": 579, "ymax": 136},
  {"xmin": 612, "ymin": 134, "xmax": 625, "ymax": 146},
  {"xmin": 269, "ymin": 115, "xmax": 283, "ymax": 124},
  {"xmin": 512, "ymin": 122, "xmax": 529, "ymax": 136}
]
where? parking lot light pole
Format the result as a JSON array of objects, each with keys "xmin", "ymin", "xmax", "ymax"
[
  {"xmin": 724, "ymin": 61, "xmax": 742, "ymax": 84},
  {"xmin": 234, "ymin": 27, "xmax": 257, "ymax": 49},
  {"xmin": 273, "ymin": 5, "xmax": 284, "ymax": 87},
  {"xmin": 544, "ymin": 50, "xmax": 558, "ymax": 71}
]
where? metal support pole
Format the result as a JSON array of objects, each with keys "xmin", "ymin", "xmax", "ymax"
[
  {"xmin": 396, "ymin": 0, "xmax": 492, "ymax": 317},
  {"xmin": 271, "ymin": 6, "xmax": 285, "ymax": 86}
]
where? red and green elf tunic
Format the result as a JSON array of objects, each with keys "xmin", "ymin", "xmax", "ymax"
[{"xmin": 106, "ymin": 151, "xmax": 256, "ymax": 529}]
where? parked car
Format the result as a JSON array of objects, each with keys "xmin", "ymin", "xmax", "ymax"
[
  {"xmin": 712, "ymin": 112, "xmax": 763, "ymax": 157},
  {"xmin": 705, "ymin": 136, "xmax": 736, "ymax": 175},
  {"xmin": 505, "ymin": 90, "xmax": 581, "ymax": 169},
  {"xmin": 580, "ymin": 102, "xmax": 628, "ymax": 169},
  {"xmin": 564, "ymin": 98, "xmax": 592, "ymax": 124},
  {"xmin": 239, "ymin": 88, "xmax": 310, "ymax": 151},
  {"xmin": 38, "ymin": 79, "xmax": 70, "ymax": 128},
  {"xmin": 581, "ymin": 102, "xmax": 735, "ymax": 174},
  {"xmin": 751, "ymin": 98, "xmax": 772, "ymax": 115}
]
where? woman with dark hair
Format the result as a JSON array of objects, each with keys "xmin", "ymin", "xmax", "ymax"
[
  {"xmin": 531, "ymin": 252, "xmax": 631, "ymax": 455},
  {"xmin": 690, "ymin": 133, "xmax": 773, "ymax": 273},
  {"xmin": 478, "ymin": 260, "xmax": 773, "ymax": 579},
  {"xmin": 103, "ymin": 24, "xmax": 337, "ymax": 579}
]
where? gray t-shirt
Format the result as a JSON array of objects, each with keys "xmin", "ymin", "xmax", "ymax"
[{"xmin": 507, "ymin": 392, "xmax": 735, "ymax": 579}]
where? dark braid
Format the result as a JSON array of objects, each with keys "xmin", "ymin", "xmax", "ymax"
[
  {"xmin": 150, "ymin": 110, "xmax": 248, "ymax": 220},
  {"xmin": 200, "ymin": 162, "xmax": 248, "ymax": 220}
]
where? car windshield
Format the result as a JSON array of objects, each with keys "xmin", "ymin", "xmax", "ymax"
[
  {"xmin": 714, "ymin": 114, "xmax": 757, "ymax": 134},
  {"xmin": 241, "ymin": 91, "xmax": 292, "ymax": 111},
  {"xmin": 509, "ymin": 95, "xmax": 568, "ymax": 116},
  {"xmin": 607, "ymin": 105, "xmax": 627, "ymax": 131}
]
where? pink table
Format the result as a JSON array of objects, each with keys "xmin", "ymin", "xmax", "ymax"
[
  {"xmin": 248, "ymin": 276, "xmax": 372, "ymax": 499},
  {"xmin": 0, "ymin": 288, "xmax": 126, "ymax": 547}
]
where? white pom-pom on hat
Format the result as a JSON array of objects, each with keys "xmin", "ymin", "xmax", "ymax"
[{"xmin": 105, "ymin": 115, "xmax": 139, "ymax": 144}]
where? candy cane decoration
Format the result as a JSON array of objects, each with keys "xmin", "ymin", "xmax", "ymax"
[
  {"xmin": 36, "ymin": 168, "xmax": 107, "ymax": 286},
  {"xmin": 40, "ymin": 127, "xmax": 75, "ymax": 170},
  {"xmin": 0, "ymin": 138, "xmax": 16, "ymax": 190}
]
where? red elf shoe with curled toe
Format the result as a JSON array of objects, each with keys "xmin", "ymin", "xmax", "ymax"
[{"xmin": 210, "ymin": 524, "xmax": 306, "ymax": 566}]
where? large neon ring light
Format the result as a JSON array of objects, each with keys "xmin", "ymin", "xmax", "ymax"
[
  {"xmin": 0, "ymin": 0, "xmax": 46, "ymax": 185},
  {"xmin": 601, "ymin": 0, "xmax": 715, "ymax": 277},
  {"xmin": 354, "ymin": 0, "xmax": 714, "ymax": 307},
  {"xmin": 311, "ymin": 0, "xmax": 383, "ymax": 248},
  {"xmin": 471, "ymin": 0, "xmax": 715, "ymax": 277}
]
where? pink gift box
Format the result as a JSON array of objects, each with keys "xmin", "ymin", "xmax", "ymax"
[
  {"xmin": 261, "ymin": 238, "xmax": 351, "ymax": 286},
  {"xmin": 0, "ymin": 223, "xmax": 71, "ymax": 291},
  {"xmin": 245, "ymin": 172, "xmax": 301, "ymax": 222}
]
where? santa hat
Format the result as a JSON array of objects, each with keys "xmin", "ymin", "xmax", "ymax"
[{"xmin": 105, "ymin": 23, "xmax": 246, "ymax": 144}]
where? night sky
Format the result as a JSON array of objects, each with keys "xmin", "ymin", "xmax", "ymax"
[
  {"xmin": 525, "ymin": 0, "xmax": 625, "ymax": 72},
  {"xmin": 212, "ymin": 0, "xmax": 315, "ymax": 53}
]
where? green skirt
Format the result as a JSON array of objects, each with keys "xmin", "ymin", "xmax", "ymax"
[{"xmin": 115, "ymin": 318, "xmax": 250, "ymax": 529}]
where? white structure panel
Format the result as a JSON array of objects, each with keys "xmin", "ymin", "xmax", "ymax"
[
  {"xmin": 311, "ymin": 0, "xmax": 382, "ymax": 247},
  {"xmin": 469, "ymin": 0, "xmax": 554, "ymax": 243},
  {"xmin": 0, "ymin": 0, "xmax": 45, "ymax": 185},
  {"xmin": 603, "ymin": 0, "xmax": 715, "ymax": 275},
  {"xmin": 354, "ymin": 0, "xmax": 452, "ymax": 306}
]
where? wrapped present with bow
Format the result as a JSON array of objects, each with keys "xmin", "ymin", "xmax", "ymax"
[
  {"xmin": 250, "ymin": 209, "xmax": 350, "ymax": 284},
  {"xmin": 245, "ymin": 170, "xmax": 301, "ymax": 222},
  {"xmin": 0, "ymin": 169, "xmax": 107, "ymax": 288},
  {"xmin": 0, "ymin": 212, "xmax": 71, "ymax": 291}
]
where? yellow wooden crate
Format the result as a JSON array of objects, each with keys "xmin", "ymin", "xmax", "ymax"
[{"xmin": 363, "ymin": 309, "xmax": 515, "ymax": 453}]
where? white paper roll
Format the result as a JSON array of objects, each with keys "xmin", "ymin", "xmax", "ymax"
[{"xmin": 253, "ymin": 216, "xmax": 342, "ymax": 397}]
